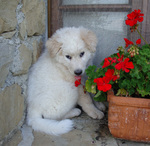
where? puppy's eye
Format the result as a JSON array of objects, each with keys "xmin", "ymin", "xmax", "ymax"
[
  {"xmin": 80, "ymin": 52, "xmax": 85, "ymax": 57},
  {"xmin": 66, "ymin": 55, "xmax": 72, "ymax": 60}
]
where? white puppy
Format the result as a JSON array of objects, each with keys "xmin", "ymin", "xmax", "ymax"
[{"xmin": 27, "ymin": 27, "xmax": 105, "ymax": 136}]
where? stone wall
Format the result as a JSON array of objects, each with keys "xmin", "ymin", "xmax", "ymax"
[{"xmin": 0, "ymin": 0, "xmax": 46, "ymax": 144}]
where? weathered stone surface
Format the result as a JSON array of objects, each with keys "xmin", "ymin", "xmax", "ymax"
[
  {"xmin": 32, "ymin": 40, "xmax": 42, "ymax": 63},
  {"xmin": 10, "ymin": 44, "xmax": 32, "ymax": 75},
  {"xmin": 1, "ymin": 31, "xmax": 16, "ymax": 39},
  {"xmin": 19, "ymin": 20, "xmax": 26, "ymax": 40},
  {"xmin": 0, "ymin": 84, "xmax": 24, "ymax": 141},
  {"xmin": 22, "ymin": 0, "xmax": 45, "ymax": 36},
  {"xmin": 18, "ymin": 125, "xmax": 34, "ymax": 146},
  {"xmin": 0, "ymin": 43, "xmax": 15, "ymax": 65},
  {"xmin": 0, "ymin": 63, "xmax": 10, "ymax": 88},
  {"xmin": 0, "ymin": 0, "xmax": 19, "ymax": 33},
  {"xmin": 0, "ymin": 17, "xmax": 4, "ymax": 33},
  {"xmin": 3, "ymin": 130, "xmax": 22, "ymax": 146},
  {"xmin": 0, "ymin": 43, "xmax": 15, "ymax": 87}
]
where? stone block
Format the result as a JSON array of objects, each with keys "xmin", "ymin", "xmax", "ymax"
[
  {"xmin": 0, "ymin": 43, "xmax": 15, "ymax": 87},
  {"xmin": 1, "ymin": 31, "xmax": 16, "ymax": 39},
  {"xmin": 32, "ymin": 40, "xmax": 42, "ymax": 63},
  {"xmin": 19, "ymin": 20, "xmax": 26, "ymax": 40},
  {"xmin": 0, "ymin": 84, "xmax": 24, "ymax": 141},
  {"xmin": 0, "ymin": 17, "xmax": 4, "ymax": 33},
  {"xmin": 22, "ymin": 0, "xmax": 45, "ymax": 36},
  {"xmin": 10, "ymin": 44, "xmax": 32, "ymax": 75},
  {"xmin": 3, "ymin": 130, "xmax": 22, "ymax": 146},
  {"xmin": 0, "ymin": 0, "xmax": 19, "ymax": 33},
  {"xmin": 0, "ymin": 63, "xmax": 10, "ymax": 88}
]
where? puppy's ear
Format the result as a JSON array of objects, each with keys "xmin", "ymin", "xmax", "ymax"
[
  {"xmin": 46, "ymin": 36, "xmax": 62, "ymax": 58},
  {"xmin": 80, "ymin": 28, "xmax": 97, "ymax": 53}
]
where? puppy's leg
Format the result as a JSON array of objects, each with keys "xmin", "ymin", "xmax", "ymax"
[
  {"xmin": 63, "ymin": 108, "xmax": 81, "ymax": 119},
  {"xmin": 77, "ymin": 86, "xmax": 104, "ymax": 119}
]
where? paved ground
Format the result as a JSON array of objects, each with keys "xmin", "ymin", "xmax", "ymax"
[{"xmin": 3, "ymin": 112, "xmax": 150, "ymax": 146}]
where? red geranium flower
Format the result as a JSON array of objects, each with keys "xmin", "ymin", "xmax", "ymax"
[
  {"xmin": 75, "ymin": 79, "xmax": 81, "ymax": 87},
  {"xmin": 117, "ymin": 53, "xmax": 124, "ymax": 62},
  {"xmin": 108, "ymin": 57, "xmax": 117, "ymax": 64},
  {"xmin": 125, "ymin": 9, "xmax": 144, "ymax": 27},
  {"xmin": 105, "ymin": 69, "xmax": 118, "ymax": 81},
  {"xmin": 136, "ymin": 39, "xmax": 141, "ymax": 45},
  {"xmin": 124, "ymin": 38, "xmax": 134, "ymax": 48},
  {"xmin": 94, "ymin": 77, "xmax": 112, "ymax": 92},
  {"xmin": 102, "ymin": 58, "xmax": 111, "ymax": 68},
  {"xmin": 102, "ymin": 57, "xmax": 117, "ymax": 68},
  {"xmin": 115, "ymin": 58, "xmax": 134, "ymax": 73}
]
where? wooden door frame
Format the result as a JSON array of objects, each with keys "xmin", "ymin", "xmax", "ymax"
[{"xmin": 48, "ymin": 0, "xmax": 150, "ymax": 43}]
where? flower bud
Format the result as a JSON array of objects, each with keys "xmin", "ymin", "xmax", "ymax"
[
  {"xmin": 130, "ymin": 52, "xmax": 134, "ymax": 57},
  {"xmin": 117, "ymin": 74, "xmax": 120, "ymax": 79}
]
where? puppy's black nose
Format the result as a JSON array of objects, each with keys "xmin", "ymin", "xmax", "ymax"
[{"xmin": 74, "ymin": 69, "xmax": 82, "ymax": 76}]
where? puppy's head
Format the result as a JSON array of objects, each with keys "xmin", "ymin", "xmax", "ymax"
[{"xmin": 46, "ymin": 27, "xmax": 97, "ymax": 76}]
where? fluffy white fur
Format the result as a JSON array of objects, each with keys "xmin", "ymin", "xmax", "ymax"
[{"xmin": 27, "ymin": 27, "xmax": 105, "ymax": 136}]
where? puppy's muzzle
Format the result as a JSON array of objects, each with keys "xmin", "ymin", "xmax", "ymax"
[{"xmin": 74, "ymin": 69, "xmax": 82, "ymax": 76}]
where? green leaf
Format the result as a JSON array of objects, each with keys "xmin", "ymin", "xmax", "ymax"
[
  {"xmin": 93, "ymin": 91, "xmax": 107, "ymax": 102},
  {"xmin": 137, "ymin": 88, "xmax": 150, "ymax": 97},
  {"xmin": 85, "ymin": 80, "xmax": 96, "ymax": 94},
  {"xmin": 147, "ymin": 72, "xmax": 150, "ymax": 79},
  {"xmin": 136, "ymin": 56, "xmax": 146, "ymax": 65},
  {"xmin": 116, "ymin": 89, "xmax": 128, "ymax": 96},
  {"xmin": 95, "ymin": 68, "xmax": 104, "ymax": 78},
  {"xmin": 120, "ymin": 79, "xmax": 131, "ymax": 88},
  {"xmin": 118, "ymin": 79, "xmax": 135, "ymax": 96},
  {"xmin": 85, "ymin": 65, "xmax": 96, "ymax": 77},
  {"xmin": 94, "ymin": 90, "xmax": 101, "ymax": 98},
  {"xmin": 137, "ymin": 81, "xmax": 145, "ymax": 92},
  {"xmin": 146, "ymin": 81, "xmax": 150, "ymax": 92},
  {"xmin": 128, "ymin": 88, "xmax": 135, "ymax": 96},
  {"xmin": 130, "ymin": 66, "xmax": 140, "ymax": 79},
  {"xmin": 91, "ymin": 84, "xmax": 97, "ymax": 94},
  {"xmin": 142, "ymin": 44, "xmax": 150, "ymax": 50},
  {"xmin": 130, "ymin": 78, "xmax": 137, "ymax": 87}
]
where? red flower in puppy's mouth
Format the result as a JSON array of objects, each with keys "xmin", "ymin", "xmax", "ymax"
[{"xmin": 75, "ymin": 76, "xmax": 81, "ymax": 87}]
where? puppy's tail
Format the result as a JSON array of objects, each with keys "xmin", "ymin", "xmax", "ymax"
[{"xmin": 27, "ymin": 117, "xmax": 73, "ymax": 136}]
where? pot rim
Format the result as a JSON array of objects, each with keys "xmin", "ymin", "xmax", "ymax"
[{"xmin": 107, "ymin": 89, "xmax": 150, "ymax": 108}]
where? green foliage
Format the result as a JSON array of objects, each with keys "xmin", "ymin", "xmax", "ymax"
[
  {"xmin": 85, "ymin": 65, "xmax": 107, "ymax": 101},
  {"xmin": 85, "ymin": 44, "xmax": 150, "ymax": 101},
  {"xmin": 93, "ymin": 91, "xmax": 107, "ymax": 102}
]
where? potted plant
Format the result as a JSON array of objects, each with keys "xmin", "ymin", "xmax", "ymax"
[{"xmin": 85, "ymin": 9, "xmax": 150, "ymax": 142}]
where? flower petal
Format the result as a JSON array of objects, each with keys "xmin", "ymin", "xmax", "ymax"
[
  {"xmin": 102, "ymin": 58, "xmax": 111, "ymax": 68},
  {"xmin": 124, "ymin": 38, "xmax": 134, "ymax": 48},
  {"xmin": 75, "ymin": 79, "xmax": 81, "ymax": 87},
  {"xmin": 115, "ymin": 62, "xmax": 123, "ymax": 70},
  {"xmin": 98, "ymin": 84, "xmax": 112, "ymax": 92},
  {"xmin": 136, "ymin": 39, "xmax": 141, "ymax": 45}
]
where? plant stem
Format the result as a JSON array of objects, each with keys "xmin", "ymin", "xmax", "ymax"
[{"xmin": 137, "ymin": 29, "xmax": 149, "ymax": 45}]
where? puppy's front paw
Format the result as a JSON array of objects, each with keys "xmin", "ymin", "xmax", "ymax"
[
  {"xmin": 94, "ymin": 102, "xmax": 106, "ymax": 112},
  {"xmin": 88, "ymin": 109, "xmax": 104, "ymax": 120}
]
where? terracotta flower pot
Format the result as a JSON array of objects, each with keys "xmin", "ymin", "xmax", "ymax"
[{"xmin": 107, "ymin": 89, "xmax": 150, "ymax": 142}]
